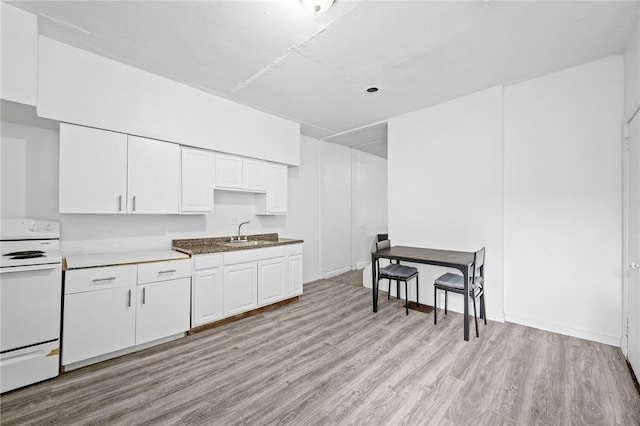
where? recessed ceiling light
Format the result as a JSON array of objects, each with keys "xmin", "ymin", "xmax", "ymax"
[
  {"xmin": 366, "ymin": 87, "xmax": 379, "ymax": 93},
  {"xmin": 300, "ymin": 0, "xmax": 334, "ymax": 15}
]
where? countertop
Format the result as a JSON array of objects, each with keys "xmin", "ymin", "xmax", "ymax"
[
  {"xmin": 172, "ymin": 233, "xmax": 304, "ymax": 256},
  {"xmin": 64, "ymin": 249, "xmax": 190, "ymax": 270}
]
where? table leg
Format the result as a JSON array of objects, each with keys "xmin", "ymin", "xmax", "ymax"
[
  {"xmin": 372, "ymin": 254, "xmax": 378, "ymax": 312},
  {"xmin": 463, "ymin": 267, "xmax": 469, "ymax": 341}
]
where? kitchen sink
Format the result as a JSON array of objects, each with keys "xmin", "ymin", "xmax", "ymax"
[{"xmin": 219, "ymin": 240, "xmax": 273, "ymax": 248}]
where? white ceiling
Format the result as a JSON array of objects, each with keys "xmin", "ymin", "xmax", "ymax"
[{"xmin": 10, "ymin": 0, "xmax": 639, "ymax": 158}]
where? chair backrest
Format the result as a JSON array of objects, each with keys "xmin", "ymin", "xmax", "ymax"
[
  {"xmin": 376, "ymin": 239, "xmax": 390, "ymax": 251},
  {"xmin": 472, "ymin": 247, "xmax": 486, "ymax": 284},
  {"xmin": 375, "ymin": 239, "xmax": 391, "ymax": 270}
]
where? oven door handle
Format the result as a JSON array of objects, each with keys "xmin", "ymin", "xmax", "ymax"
[{"xmin": 0, "ymin": 264, "xmax": 59, "ymax": 274}]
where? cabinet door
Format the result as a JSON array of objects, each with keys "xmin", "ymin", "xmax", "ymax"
[
  {"xmin": 181, "ymin": 147, "xmax": 214, "ymax": 214},
  {"xmin": 59, "ymin": 123, "xmax": 128, "ymax": 214},
  {"xmin": 242, "ymin": 159, "xmax": 266, "ymax": 192},
  {"xmin": 288, "ymin": 254, "xmax": 303, "ymax": 297},
  {"xmin": 258, "ymin": 257, "xmax": 286, "ymax": 306},
  {"xmin": 136, "ymin": 277, "xmax": 190, "ymax": 345},
  {"xmin": 62, "ymin": 286, "xmax": 136, "ymax": 365},
  {"xmin": 256, "ymin": 163, "xmax": 288, "ymax": 215},
  {"xmin": 192, "ymin": 268, "xmax": 223, "ymax": 327},
  {"xmin": 127, "ymin": 135, "xmax": 180, "ymax": 214},
  {"xmin": 215, "ymin": 153, "xmax": 243, "ymax": 189},
  {"xmin": 223, "ymin": 262, "xmax": 257, "ymax": 317}
]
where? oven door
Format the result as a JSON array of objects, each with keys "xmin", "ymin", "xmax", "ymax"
[{"xmin": 0, "ymin": 264, "xmax": 62, "ymax": 352}]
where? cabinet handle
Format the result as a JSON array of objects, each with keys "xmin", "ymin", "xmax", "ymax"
[
  {"xmin": 132, "ymin": 195, "xmax": 136, "ymax": 212},
  {"xmin": 92, "ymin": 277, "xmax": 116, "ymax": 283},
  {"xmin": 158, "ymin": 269, "xmax": 176, "ymax": 274},
  {"xmin": 127, "ymin": 289, "xmax": 132, "ymax": 307},
  {"xmin": 142, "ymin": 287, "xmax": 146, "ymax": 305},
  {"xmin": 118, "ymin": 195, "xmax": 122, "ymax": 212}
]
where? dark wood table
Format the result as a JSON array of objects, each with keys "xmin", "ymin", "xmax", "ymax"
[{"xmin": 371, "ymin": 245, "xmax": 475, "ymax": 341}]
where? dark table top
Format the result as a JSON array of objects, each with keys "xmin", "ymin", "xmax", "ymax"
[{"xmin": 372, "ymin": 245, "xmax": 474, "ymax": 269}]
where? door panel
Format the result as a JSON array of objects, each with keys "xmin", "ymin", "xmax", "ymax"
[{"xmin": 628, "ymin": 113, "xmax": 640, "ymax": 375}]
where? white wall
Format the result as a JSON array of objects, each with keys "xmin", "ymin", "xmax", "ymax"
[
  {"xmin": 503, "ymin": 56, "xmax": 623, "ymax": 346},
  {"xmin": 319, "ymin": 142, "xmax": 352, "ymax": 278},
  {"xmin": 387, "ymin": 86, "xmax": 504, "ymax": 320},
  {"xmin": 351, "ymin": 150, "xmax": 388, "ymax": 270},
  {"xmin": 1, "ymin": 123, "xmax": 384, "ymax": 285},
  {"xmin": 387, "ymin": 56, "xmax": 624, "ymax": 345}
]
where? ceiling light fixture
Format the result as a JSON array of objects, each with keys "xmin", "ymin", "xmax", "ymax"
[{"xmin": 300, "ymin": 0, "xmax": 335, "ymax": 15}]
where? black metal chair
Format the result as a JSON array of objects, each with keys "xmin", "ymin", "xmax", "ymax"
[
  {"xmin": 433, "ymin": 247, "xmax": 486, "ymax": 337},
  {"xmin": 375, "ymin": 240, "xmax": 419, "ymax": 315}
]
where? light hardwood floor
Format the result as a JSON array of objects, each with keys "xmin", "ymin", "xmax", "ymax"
[{"xmin": 2, "ymin": 276, "xmax": 640, "ymax": 425}]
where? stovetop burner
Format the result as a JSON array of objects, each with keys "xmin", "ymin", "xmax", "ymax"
[
  {"xmin": 4, "ymin": 250, "xmax": 45, "ymax": 257},
  {"xmin": 10, "ymin": 254, "xmax": 46, "ymax": 260}
]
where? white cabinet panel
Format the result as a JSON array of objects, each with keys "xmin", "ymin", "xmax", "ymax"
[
  {"xmin": 288, "ymin": 254, "xmax": 303, "ymax": 297},
  {"xmin": 1, "ymin": 3, "xmax": 37, "ymax": 105},
  {"xmin": 242, "ymin": 159, "xmax": 266, "ymax": 192},
  {"xmin": 215, "ymin": 153, "xmax": 243, "ymax": 189},
  {"xmin": 136, "ymin": 278, "xmax": 190, "ymax": 345},
  {"xmin": 192, "ymin": 268, "xmax": 223, "ymax": 327},
  {"xmin": 62, "ymin": 286, "xmax": 136, "ymax": 365},
  {"xmin": 59, "ymin": 123, "xmax": 128, "ymax": 214},
  {"xmin": 256, "ymin": 163, "xmax": 288, "ymax": 215},
  {"xmin": 223, "ymin": 263, "xmax": 257, "ymax": 317},
  {"xmin": 258, "ymin": 258, "xmax": 286, "ymax": 306},
  {"xmin": 181, "ymin": 147, "xmax": 214, "ymax": 214},
  {"xmin": 127, "ymin": 135, "xmax": 180, "ymax": 214}
]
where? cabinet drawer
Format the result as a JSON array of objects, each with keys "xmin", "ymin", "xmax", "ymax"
[
  {"xmin": 65, "ymin": 265, "xmax": 137, "ymax": 295},
  {"xmin": 194, "ymin": 253, "xmax": 221, "ymax": 270},
  {"xmin": 223, "ymin": 246, "xmax": 286, "ymax": 266},
  {"xmin": 137, "ymin": 259, "xmax": 191, "ymax": 284},
  {"xmin": 286, "ymin": 244, "xmax": 303, "ymax": 256}
]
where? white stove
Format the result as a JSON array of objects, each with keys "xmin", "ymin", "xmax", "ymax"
[{"xmin": 1, "ymin": 218, "xmax": 62, "ymax": 393}]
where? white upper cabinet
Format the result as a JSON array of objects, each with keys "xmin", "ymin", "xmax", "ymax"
[
  {"xmin": 242, "ymin": 159, "xmax": 267, "ymax": 192},
  {"xmin": 127, "ymin": 135, "xmax": 180, "ymax": 214},
  {"xmin": 215, "ymin": 153, "xmax": 243, "ymax": 190},
  {"xmin": 215, "ymin": 153, "xmax": 266, "ymax": 192},
  {"xmin": 1, "ymin": 3, "xmax": 37, "ymax": 105},
  {"xmin": 256, "ymin": 163, "xmax": 288, "ymax": 215},
  {"xmin": 181, "ymin": 147, "xmax": 214, "ymax": 214},
  {"xmin": 60, "ymin": 123, "xmax": 128, "ymax": 214},
  {"xmin": 59, "ymin": 123, "xmax": 180, "ymax": 214}
]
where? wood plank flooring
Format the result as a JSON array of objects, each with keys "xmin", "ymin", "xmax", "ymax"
[{"xmin": 2, "ymin": 276, "xmax": 640, "ymax": 425}]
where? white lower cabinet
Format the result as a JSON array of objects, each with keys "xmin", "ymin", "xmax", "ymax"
[
  {"xmin": 136, "ymin": 278, "xmax": 190, "ymax": 345},
  {"xmin": 258, "ymin": 257, "xmax": 286, "ymax": 306},
  {"xmin": 191, "ymin": 254, "xmax": 223, "ymax": 327},
  {"xmin": 191, "ymin": 244, "xmax": 303, "ymax": 328},
  {"xmin": 63, "ymin": 285, "xmax": 136, "ymax": 365},
  {"xmin": 223, "ymin": 262, "xmax": 258, "ymax": 316},
  {"xmin": 62, "ymin": 259, "xmax": 191, "ymax": 367}
]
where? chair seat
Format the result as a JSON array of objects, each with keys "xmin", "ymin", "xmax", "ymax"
[
  {"xmin": 434, "ymin": 273, "xmax": 483, "ymax": 291},
  {"xmin": 379, "ymin": 264, "xmax": 418, "ymax": 280}
]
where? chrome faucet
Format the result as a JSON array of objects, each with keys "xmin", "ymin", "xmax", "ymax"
[{"xmin": 235, "ymin": 221, "xmax": 250, "ymax": 241}]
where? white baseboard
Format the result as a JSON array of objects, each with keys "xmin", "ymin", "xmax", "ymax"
[
  {"xmin": 323, "ymin": 266, "xmax": 351, "ymax": 279},
  {"xmin": 504, "ymin": 313, "xmax": 622, "ymax": 347},
  {"xmin": 355, "ymin": 261, "xmax": 369, "ymax": 270}
]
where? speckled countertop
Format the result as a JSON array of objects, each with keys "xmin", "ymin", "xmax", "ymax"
[{"xmin": 172, "ymin": 233, "xmax": 304, "ymax": 255}]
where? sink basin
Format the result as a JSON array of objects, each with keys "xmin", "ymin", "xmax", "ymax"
[{"xmin": 219, "ymin": 240, "xmax": 272, "ymax": 248}]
